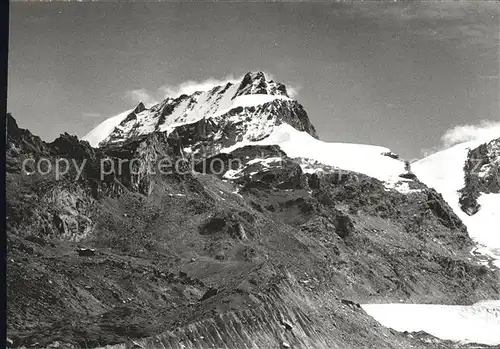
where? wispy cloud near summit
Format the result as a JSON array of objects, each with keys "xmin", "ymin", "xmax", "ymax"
[
  {"xmin": 124, "ymin": 72, "xmax": 302, "ymax": 107},
  {"xmin": 420, "ymin": 120, "xmax": 500, "ymax": 158},
  {"xmin": 124, "ymin": 75, "xmax": 238, "ymax": 107},
  {"xmin": 441, "ymin": 120, "xmax": 500, "ymax": 148},
  {"xmin": 159, "ymin": 75, "xmax": 239, "ymax": 98},
  {"xmin": 124, "ymin": 89, "xmax": 159, "ymax": 108}
]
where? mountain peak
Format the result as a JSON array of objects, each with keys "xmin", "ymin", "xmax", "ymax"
[
  {"xmin": 235, "ymin": 71, "xmax": 288, "ymax": 98},
  {"xmin": 133, "ymin": 102, "xmax": 146, "ymax": 114},
  {"xmin": 83, "ymin": 71, "xmax": 310, "ymax": 147},
  {"xmin": 242, "ymin": 70, "xmax": 266, "ymax": 81}
]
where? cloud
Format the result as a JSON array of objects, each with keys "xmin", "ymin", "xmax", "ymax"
[
  {"xmin": 419, "ymin": 120, "xmax": 500, "ymax": 158},
  {"xmin": 82, "ymin": 112, "xmax": 102, "ymax": 118},
  {"xmin": 286, "ymin": 84, "xmax": 301, "ymax": 98},
  {"xmin": 441, "ymin": 120, "xmax": 500, "ymax": 148},
  {"xmin": 124, "ymin": 76, "xmax": 238, "ymax": 106},
  {"xmin": 124, "ymin": 72, "xmax": 302, "ymax": 108},
  {"xmin": 343, "ymin": 2, "xmax": 498, "ymax": 50},
  {"xmin": 124, "ymin": 88, "xmax": 158, "ymax": 107},
  {"xmin": 158, "ymin": 72, "xmax": 302, "ymax": 99},
  {"xmin": 159, "ymin": 75, "xmax": 239, "ymax": 98}
]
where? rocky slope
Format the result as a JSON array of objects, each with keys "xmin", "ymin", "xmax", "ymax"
[{"xmin": 6, "ymin": 72, "xmax": 500, "ymax": 349}]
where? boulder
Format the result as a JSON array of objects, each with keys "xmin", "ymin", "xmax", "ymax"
[{"xmin": 333, "ymin": 213, "xmax": 355, "ymax": 239}]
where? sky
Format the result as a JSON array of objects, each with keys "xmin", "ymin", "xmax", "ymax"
[{"xmin": 8, "ymin": 2, "xmax": 500, "ymax": 159}]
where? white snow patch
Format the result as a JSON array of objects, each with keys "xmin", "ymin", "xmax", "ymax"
[
  {"xmin": 474, "ymin": 300, "xmax": 500, "ymax": 307},
  {"xmin": 232, "ymin": 190, "xmax": 243, "ymax": 198},
  {"xmin": 362, "ymin": 302, "xmax": 500, "ymax": 345},
  {"xmin": 222, "ymin": 157, "xmax": 284, "ymax": 180},
  {"xmin": 246, "ymin": 157, "xmax": 283, "ymax": 166},
  {"xmin": 384, "ymin": 179, "xmax": 422, "ymax": 194},
  {"xmin": 82, "ymin": 109, "xmax": 133, "ymax": 147},
  {"xmin": 300, "ymin": 167, "xmax": 323, "ymax": 174},
  {"xmin": 219, "ymin": 94, "xmax": 291, "ymax": 114},
  {"xmin": 223, "ymin": 169, "xmax": 243, "ymax": 180}
]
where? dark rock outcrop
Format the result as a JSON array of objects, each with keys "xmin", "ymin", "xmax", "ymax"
[
  {"xmin": 459, "ymin": 138, "xmax": 500, "ymax": 215},
  {"xmin": 426, "ymin": 189, "xmax": 465, "ymax": 230}
]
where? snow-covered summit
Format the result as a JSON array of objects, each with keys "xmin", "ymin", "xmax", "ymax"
[
  {"xmin": 233, "ymin": 71, "xmax": 290, "ymax": 97},
  {"xmin": 82, "ymin": 72, "xmax": 302, "ymax": 147}
]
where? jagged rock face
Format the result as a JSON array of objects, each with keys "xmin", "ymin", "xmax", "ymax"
[
  {"xmin": 233, "ymin": 71, "xmax": 290, "ymax": 97},
  {"xmin": 88, "ymin": 72, "xmax": 317, "ymax": 148},
  {"xmin": 6, "ymin": 113, "xmax": 50, "ymax": 172},
  {"xmin": 6, "ymin": 176, "xmax": 97, "ymax": 242},
  {"xmin": 50, "ymin": 133, "xmax": 96, "ymax": 161},
  {"xmin": 459, "ymin": 138, "xmax": 500, "ymax": 215},
  {"xmin": 6, "ymin": 117, "xmax": 100, "ymax": 241}
]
